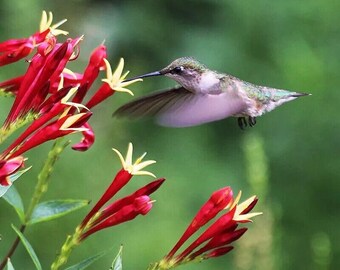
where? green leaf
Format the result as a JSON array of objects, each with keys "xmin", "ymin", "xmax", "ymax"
[
  {"xmin": 6, "ymin": 258, "xmax": 15, "ymax": 270},
  {"xmin": 0, "ymin": 167, "xmax": 31, "ymax": 198},
  {"xmin": 64, "ymin": 250, "xmax": 108, "ymax": 270},
  {"xmin": 28, "ymin": 199, "xmax": 89, "ymax": 225},
  {"xmin": 110, "ymin": 246, "xmax": 123, "ymax": 270},
  {"xmin": 11, "ymin": 224, "xmax": 42, "ymax": 270},
  {"xmin": 2, "ymin": 186, "xmax": 25, "ymax": 223}
]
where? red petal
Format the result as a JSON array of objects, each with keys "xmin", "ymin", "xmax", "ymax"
[{"xmin": 72, "ymin": 122, "xmax": 95, "ymax": 151}]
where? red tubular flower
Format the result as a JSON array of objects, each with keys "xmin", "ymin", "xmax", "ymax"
[
  {"xmin": 80, "ymin": 143, "xmax": 156, "ymax": 228},
  {"xmin": 71, "ymin": 122, "xmax": 95, "ymax": 151},
  {"xmin": 92, "ymin": 178, "xmax": 165, "ymax": 226},
  {"xmin": 203, "ymin": 246, "xmax": 234, "ymax": 259},
  {"xmin": 8, "ymin": 110, "xmax": 92, "ymax": 158},
  {"xmin": 85, "ymin": 58, "xmax": 142, "ymax": 109},
  {"xmin": 0, "ymin": 75, "xmax": 24, "ymax": 95},
  {"xmin": 0, "ymin": 37, "xmax": 36, "ymax": 67},
  {"xmin": 71, "ymin": 45, "xmax": 107, "ymax": 104},
  {"xmin": 0, "ymin": 11, "xmax": 67, "ymax": 67},
  {"xmin": 81, "ymin": 195, "xmax": 154, "ymax": 240},
  {"xmin": 189, "ymin": 228, "xmax": 247, "ymax": 260},
  {"xmin": 2, "ymin": 102, "xmax": 67, "ymax": 159},
  {"xmin": 4, "ymin": 42, "xmax": 68, "ymax": 125},
  {"xmin": 0, "ymin": 156, "xmax": 25, "ymax": 186},
  {"xmin": 3, "ymin": 35, "xmax": 82, "ymax": 127},
  {"xmin": 159, "ymin": 189, "xmax": 262, "ymax": 269},
  {"xmin": 166, "ymin": 187, "xmax": 233, "ymax": 259}
]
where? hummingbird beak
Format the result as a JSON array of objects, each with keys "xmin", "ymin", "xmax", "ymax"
[{"xmin": 123, "ymin": 71, "xmax": 162, "ymax": 82}]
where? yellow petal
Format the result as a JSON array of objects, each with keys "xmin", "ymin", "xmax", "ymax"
[
  {"xmin": 112, "ymin": 143, "xmax": 156, "ymax": 177},
  {"xmin": 112, "ymin": 58, "xmax": 125, "ymax": 84},
  {"xmin": 112, "ymin": 148, "xmax": 126, "ymax": 169},
  {"xmin": 125, "ymin": 142, "xmax": 133, "ymax": 167},
  {"xmin": 103, "ymin": 58, "xmax": 113, "ymax": 82},
  {"xmin": 60, "ymin": 113, "xmax": 87, "ymax": 130},
  {"xmin": 113, "ymin": 87, "xmax": 134, "ymax": 96}
]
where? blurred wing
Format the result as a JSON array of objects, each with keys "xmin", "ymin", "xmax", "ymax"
[
  {"xmin": 114, "ymin": 86, "xmax": 246, "ymax": 127},
  {"xmin": 114, "ymin": 86, "xmax": 192, "ymax": 117}
]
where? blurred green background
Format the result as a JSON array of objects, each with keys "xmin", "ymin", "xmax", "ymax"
[{"xmin": 0, "ymin": 0, "xmax": 339, "ymax": 269}]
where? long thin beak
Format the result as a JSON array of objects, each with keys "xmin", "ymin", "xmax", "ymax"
[{"xmin": 123, "ymin": 71, "xmax": 162, "ymax": 82}]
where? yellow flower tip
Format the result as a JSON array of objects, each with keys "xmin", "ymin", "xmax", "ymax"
[
  {"xmin": 59, "ymin": 113, "xmax": 89, "ymax": 131},
  {"xmin": 101, "ymin": 58, "xmax": 141, "ymax": 96},
  {"xmin": 61, "ymin": 87, "xmax": 78, "ymax": 104},
  {"xmin": 112, "ymin": 143, "xmax": 156, "ymax": 177},
  {"xmin": 228, "ymin": 190, "xmax": 242, "ymax": 210},
  {"xmin": 232, "ymin": 194, "xmax": 261, "ymax": 222},
  {"xmin": 60, "ymin": 86, "xmax": 89, "ymax": 112},
  {"xmin": 39, "ymin": 10, "xmax": 68, "ymax": 36}
]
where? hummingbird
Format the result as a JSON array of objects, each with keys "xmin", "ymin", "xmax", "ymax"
[{"xmin": 114, "ymin": 57, "xmax": 310, "ymax": 129}]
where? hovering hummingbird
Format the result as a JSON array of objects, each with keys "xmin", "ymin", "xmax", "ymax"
[{"xmin": 114, "ymin": 57, "xmax": 310, "ymax": 129}]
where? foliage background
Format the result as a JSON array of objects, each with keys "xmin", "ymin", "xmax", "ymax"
[{"xmin": 0, "ymin": 0, "xmax": 339, "ymax": 269}]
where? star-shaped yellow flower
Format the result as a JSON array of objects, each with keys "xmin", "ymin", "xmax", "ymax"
[
  {"xmin": 39, "ymin": 10, "xmax": 68, "ymax": 36},
  {"xmin": 102, "ymin": 58, "xmax": 142, "ymax": 96},
  {"xmin": 112, "ymin": 143, "xmax": 156, "ymax": 177},
  {"xmin": 228, "ymin": 191, "xmax": 262, "ymax": 222}
]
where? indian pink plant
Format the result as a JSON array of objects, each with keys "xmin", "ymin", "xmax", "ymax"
[{"xmin": 0, "ymin": 10, "xmax": 262, "ymax": 270}]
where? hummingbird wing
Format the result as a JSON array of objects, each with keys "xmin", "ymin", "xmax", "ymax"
[
  {"xmin": 114, "ymin": 86, "xmax": 247, "ymax": 127},
  {"xmin": 114, "ymin": 86, "xmax": 193, "ymax": 118}
]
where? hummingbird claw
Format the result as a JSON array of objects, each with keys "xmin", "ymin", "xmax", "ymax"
[
  {"xmin": 238, "ymin": 117, "xmax": 247, "ymax": 130},
  {"xmin": 248, "ymin": 116, "xmax": 257, "ymax": 127},
  {"xmin": 238, "ymin": 116, "xmax": 256, "ymax": 129}
]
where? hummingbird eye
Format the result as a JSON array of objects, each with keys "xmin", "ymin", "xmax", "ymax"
[{"xmin": 171, "ymin": 66, "xmax": 184, "ymax": 74}]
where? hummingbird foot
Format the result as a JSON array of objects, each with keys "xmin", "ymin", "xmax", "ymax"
[
  {"xmin": 238, "ymin": 117, "xmax": 248, "ymax": 130},
  {"xmin": 237, "ymin": 116, "xmax": 257, "ymax": 129},
  {"xmin": 248, "ymin": 116, "xmax": 257, "ymax": 127}
]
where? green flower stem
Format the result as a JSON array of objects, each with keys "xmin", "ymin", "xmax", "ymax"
[
  {"xmin": 147, "ymin": 263, "xmax": 161, "ymax": 270},
  {"xmin": 0, "ymin": 139, "xmax": 69, "ymax": 270},
  {"xmin": 51, "ymin": 212, "xmax": 101, "ymax": 269},
  {"xmin": 0, "ymin": 113, "xmax": 37, "ymax": 145},
  {"xmin": 25, "ymin": 139, "xmax": 70, "ymax": 221},
  {"xmin": 0, "ymin": 89, "xmax": 15, "ymax": 98},
  {"xmin": 147, "ymin": 260, "xmax": 173, "ymax": 270},
  {"xmin": 51, "ymin": 226, "xmax": 82, "ymax": 270}
]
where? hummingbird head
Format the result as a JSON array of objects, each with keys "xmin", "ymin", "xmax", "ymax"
[{"xmin": 125, "ymin": 57, "xmax": 208, "ymax": 91}]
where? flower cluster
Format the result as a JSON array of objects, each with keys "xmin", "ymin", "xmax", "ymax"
[
  {"xmin": 79, "ymin": 143, "xmax": 163, "ymax": 239},
  {"xmin": 152, "ymin": 187, "xmax": 261, "ymax": 269},
  {"xmin": 0, "ymin": 11, "xmax": 141, "ymax": 187},
  {"xmin": 50, "ymin": 143, "xmax": 165, "ymax": 270}
]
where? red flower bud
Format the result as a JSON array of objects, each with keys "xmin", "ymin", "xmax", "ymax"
[
  {"xmin": 167, "ymin": 187, "xmax": 233, "ymax": 259},
  {"xmin": 0, "ymin": 157, "xmax": 25, "ymax": 186},
  {"xmin": 81, "ymin": 196, "xmax": 153, "ymax": 240},
  {"xmin": 71, "ymin": 122, "xmax": 95, "ymax": 151}
]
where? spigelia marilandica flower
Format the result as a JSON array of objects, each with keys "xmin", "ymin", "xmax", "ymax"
[
  {"xmin": 80, "ymin": 195, "xmax": 154, "ymax": 240},
  {"xmin": 166, "ymin": 187, "xmax": 234, "ymax": 259},
  {"xmin": 79, "ymin": 178, "xmax": 165, "ymax": 240},
  {"xmin": 0, "ymin": 11, "xmax": 67, "ymax": 67},
  {"xmin": 80, "ymin": 142, "xmax": 157, "ymax": 227},
  {"xmin": 7, "ymin": 110, "xmax": 92, "ymax": 159},
  {"xmin": 0, "ymin": 156, "xmax": 25, "ymax": 186},
  {"xmin": 3, "ymin": 37, "xmax": 83, "ymax": 127},
  {"xmin": 85, "ymin": 58, "xmax": 142, "ymax": 109},
  {"xmin": 153, "ymin": 187, "xmax": 262, "ymax": 270}
]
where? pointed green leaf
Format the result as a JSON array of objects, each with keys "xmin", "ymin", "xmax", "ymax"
[
  {"xmin": 6, "ymin": 258, "xmax": 15, "ymax": 270},
  {"xmin": 28, "ymin": 199, "xmax": 89, "ymax": 225},
  {"xmin": 64, "ymin": 250, "xmax": 108, "ymax": 270},
  {"xmin": 0, "ymin": 167, "xmax": 31, "ymax": 197},
  {"xmin": 111, "ymin": 246, "xmax": 123, "ymax": 270},
  {"xmin": 2, "ymin": 186, "xmax": 25, "ymax": 223},
  {"xmin": 11, "ymin": 224, "xmax": 42, "ymax": 270}
]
